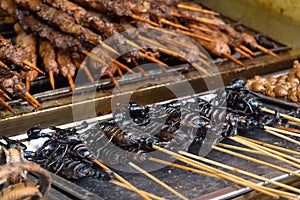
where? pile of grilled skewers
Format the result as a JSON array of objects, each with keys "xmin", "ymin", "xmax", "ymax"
[
  {"xmin": 0, "ymin": 0, "xmax": 280, "ymax": 113},
  {"xmin": 246, "ymin": 60, "xmax": 300, "ymax": 103},
  {"xmin": 0, "ymin": 137, "xmax": 52, "ymax": 200},
  {"xmin": 4, "ymin": 81, "xmax": 300, "ymax": 199}
]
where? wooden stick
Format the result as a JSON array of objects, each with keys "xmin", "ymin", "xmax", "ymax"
[
  {"xmin": 288, "ymin": 121, "xmax": 300, "ymax": 126},
  {"xmin": 149, "ymin": 157, "xmax": 220, "ymax": 179},
  {"xmin": 0, "ymin": 89, "xmax": 11, "ymax": 101},
  {"xmin": 125, "ymin": 39, "xmax": 146, "ymax": 52},
  {"xmin": 176, "ymin": 29, "xmax": 216, "ymax": 42},
  {"xmin": 165, "ymin": 37, "xmax": 208, "ymax": 58},
  {"xmin": 81, "ymin": 50, "xmax": 107, "ymax": 66},
  {"xmin": 0, "ymin": 60, "xmax": 10, "ymax": 70},
  {"xmin": 16, "ymin": 84, "xmax": 42, "ymax": 109},
  {"xmin": 93, "ymin": 159, "xmax": 151, "ymax": 200},
  {"xmin": 277, "ymin": 126, "xmax": 300, "ymax": 134},
  {"xmin": 236, "ymin": 137, "xmax": 300, "ymax": 157},
  {"xmin": 160, "ymin": 18, "xmax": 190, "ymax": 31},
  {"xmin": 0, "ymin": 97, "xmax": 14, "ymax": 113},
  {"xmin": 111, "ymin": 59, "xmax": 135, "ymax": 74},
  {"xmin": 235, "ymin": 48, "xmax": 254, "ymax": 60},
  {"xmin": 67, "ymin": 73, "xmax": 75, "ymax": 92},
  {"xmin": 109, "ymin": 74, "xmax": 120, "ymax": 90},
  {"xmin": 213, "ymin": 145, "xmax": 300, "ymax": 177},
  {"xmin": 189, "ymin": 24, "xmax": 214, "ymax": 33},
  {"xmin": 25, "ymin": 77, "xmax": 31, "ymax": 92},
  {"xmin": 231, "ymin": 136, "xmax": 300, "ymax": 169},
  {"xmin": 261, "ymin": 107, "xmax": 300, "ymax": 123},
  {"xmin": 102, "ymin": 43, "xmax": 120, "ymax": 56},
  {"xmin": 138, "ymin": 35, "xmax": 166, "ymax": 49},
  {"xmin": 256, "ymin": 45, "xmax": 279, "ymax": 58},
  {"xmin": 223, "ymin": 53, "xmax": 246, "ymax": 67},
  {"xmin": 240, "ymin": 45, "xmax": 256, "ymax": 56},
  {"xmin": 177, "ymin": 3, "xmax": 219, "ymax": 16},
  {"xmin": 191, "ymin": 63, "xmax": 211, "ymax": 76},
  {"xmin": 152, "ymin": 145, "xmax": 279, "ymax": 199},
  {"xmin": 129, "ymin": 162, "xmax": 188, "ymax": 200},
  {"xmin": 117, "ymin": 67, "xmax": 123, "ymax": 77},
  {"xmin": 132, "ymin": 14, "xmax": 159, "ymax": 27},
  {"xmin": 265, "ymin": 129, "xmax": 300, "ymax": 147},
  {"xmin": 83, "ymin": 66, "xmax": 95, "ymax": 84},
  {"xmin": 139, "ymin": 52, "xmax": 168, "ymax": 72},
  {"xmin": 218, "ymin": 143, "xmax": 264, "ymax": 155},
  {"xmin": 110, "ymin": 180, "xmax": 165, "ymax": 200},
  {"xmin": 148, "ymin": 26, "xmax": 178, "ymax": 36},
  {"xmin": 194, "ymin": 17, "xmax": 224, "ymax": 26},
  {"xmin": 21, "ymin": 59, "xmax": 44, "ymax": 74},
  {"xmin": 48, "ymin": 71, "xmax": 55, "ymax": 90},
  {"xmin": 265, "ymin": 126, "xmax": 300, "ymax": 138},
  {"xmin": 179, "ymin": 151, "xmax": 300, "ymax": 195}
]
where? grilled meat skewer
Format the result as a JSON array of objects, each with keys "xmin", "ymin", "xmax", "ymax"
[
  {"xmin": 0, "ymin": 68, "xmax": 42, "ymax": 109},
  {"xmin": 56, "ymin": 49, "xmax": 76, "ymax": 92},
  {"xmin": 14, "ymin": 0, "xmax": 102, "ymax": 46},
  {"xmin": 39, "ymin": 40, "xmax": 59, "ymax": 90},
  {"xmin": 0, "ymin": 35, "xmax": 42, "ymax": 73},
  {"xmin": 14, "ymin": 23, "xmax": 38, "ymax": 91}
]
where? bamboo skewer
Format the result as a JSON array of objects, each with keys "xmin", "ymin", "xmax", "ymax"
[
  {"xmin": 265, "ymin": 129, "xmax": 300, "ymax": 146},
  {"xmin": 0, "ymin": 97, "xmax": 14, "ymax": 113},
  {"xmin": 132, "ymin": 14, "xmax": 159, "ymax": 27},
  {"xmin": 152, "ymin": 145, "xmax": 280, "ymax": 199},
  {"xmin": 179, "ymin": 151, "xmax": 300, "ymax": 195},
  {"xmin": 16, "ymin": 84, "xmax": 42, "ymax": 109},
  {"xmin": 129, "ymin": 162, "xmax": 188, "ymax": 200},
  {"xmin": 189, "ymin": 24, "xmax": 214, "ymax": 33},
  {"xmin": 21, "ymin": 59, "xmax": 44, "ymax": 74},
  {"xmin": 265, "ymin": 126, "xmax": 300, "ymax": 138},
  {"xmin": 177, "ymin": 4, "xmax": 219, "ymax": 16},
  {"xmin": 160, "ymin": 18, "xmax": 190, "ymax": 31},
  {"xmin": 0, "ymin": 89, "xmax": 11, "ymax": 101},
  {"xmin": 277, "ymin": 126, "xmax": 300, "ymax": 134},
  {"xmin": 176, "ymin": 29, "xmax": 216, "ymax": 42},
  {"xmin": 139, "ymin": 35, "xmax": 212, "ymax": 75},
  {"xmin": 0, "ymin": 60, "xmax": 10, "ymax": 70},
  {"xmin": 288, "ymin": 121, "xmax": 300, "ymax": 126},
  {"xmin": 235, "ymin": 48, "xmax": 254, "ymax": 60},
  {"xmin": 48, "ymin": 71, "xmax": 55, "ymax": 90},
  {"xmin": 261, "ymin": 108, "xmax": 300, "ymax": 123},
  {"xmin": 223, "ymin": 52, "xmax": 246, "ymax": 67},
  {"xmin": 218, "ymin": 143, "xmax": 264, "ymax": 155},
  {"xmin": 82, "ymin": 66, "xmax": 95, "ymax": 84},
  {"xmin": 240, "ymin": 45, "xmax": 256, "ymax": 57},
  {"xmin": 149, "ymin": 157, "xmax": 220, "ymax": 179},
  {"xmin": 231, "ymin": 136, "xmax": 300, "ymax": 169},
  {"xmin": 213, "ymin": 145, "xmax": 300, "ymax": 177},
  {"xmin": 236, "ymin": 137, "xmax": 300, "ymax": 156},
  {"xmin": 256, "ymin": 45, "xmax": 279, "ymax": 58},
  {"xmin": 191, "ymin": 63, "xmax": 211, "ymax": 76},
  {"xmin": 109, "ymin": 180, "xmax": 165, "ymax": 200},
  {"xmin": 92, "ymin": 159, "xmax": 150, "ymax": 200},
  {"xmin": 102, "ymin": 43, "xmax": 120, "ymax": 56},
  {"xmin": 67, "ymin": 74, "xmax": 75, "ymax": 92}
]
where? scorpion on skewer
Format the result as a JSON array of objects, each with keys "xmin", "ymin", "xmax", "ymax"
[{"xmin": 25, "ymin": 122, "xmax": 112, "ymax": 180}]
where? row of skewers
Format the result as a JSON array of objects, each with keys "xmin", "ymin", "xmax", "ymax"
[
  {"xmin": 246, "ymin": 60, "xmax": 300, "ymax": 103},
  {"xmin": 7, "ymin": 82, "xmax": 300, "ymax": 199},
  {"xmin": 0, "ymin": 0, "xmax": 280, "ymax": 113}
]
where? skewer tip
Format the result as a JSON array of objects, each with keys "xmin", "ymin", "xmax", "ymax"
[
  {"xmin": 21, "ymin": 59, "xmax": 44, "ymax": 75},
  {"xmin": 67, "ymin": 74, "xmax": 75, "ymax": 92}
]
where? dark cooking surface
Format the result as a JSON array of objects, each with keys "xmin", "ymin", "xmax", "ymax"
[{"xmin": 73, "ymin": 127, "xmax": 300, "ymax": 200}]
